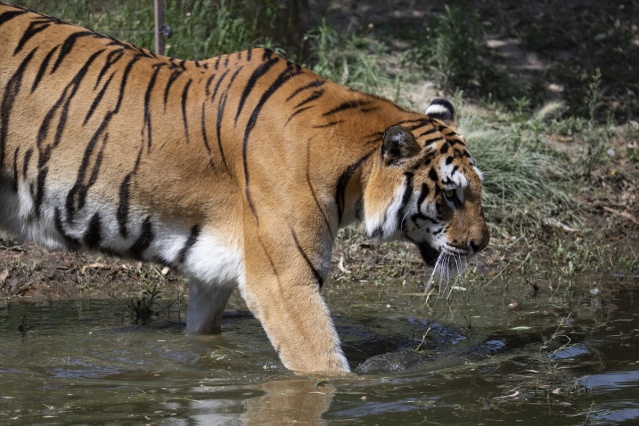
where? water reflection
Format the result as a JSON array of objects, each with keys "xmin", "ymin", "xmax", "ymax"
[
  {"xmin": 139, "ymin": 378, "xmax": 336, "ymax": 425},
  {"xmin": 592, "ymin": 408, "xmax": 639, "ymax": 423},
  {"xmin": 549, "ymin": 342, "xmax": 591, "ymax": 359},
  {"xmin": 243, "ymin": 379, "xmax": 335, "ymax": 425},
  {"xmin": 579, "ymin": 370, "xmax": 639, "ymax": 391}
]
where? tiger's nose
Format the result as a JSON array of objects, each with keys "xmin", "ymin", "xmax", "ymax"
[{"xmin": 470, "ymin": 225, "xmax": 490, "ymax": 253}]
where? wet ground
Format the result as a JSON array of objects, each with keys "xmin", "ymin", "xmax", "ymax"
[{"xmin": 1, "ymin": 270, "xmax": 637, "ymax": 425}]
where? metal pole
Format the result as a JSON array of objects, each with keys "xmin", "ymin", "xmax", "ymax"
[{"xmin": 154, "ymin": 0, "xmax": 164, "ymax": 55}]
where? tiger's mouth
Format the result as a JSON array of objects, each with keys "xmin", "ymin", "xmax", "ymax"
[
  {"xmin": 417, "ymin": 243, "xmax": 441, "ymax": 267},
  {"xmin": 418, "ymin": 242, "xmax": 470, "ymax": 270}
]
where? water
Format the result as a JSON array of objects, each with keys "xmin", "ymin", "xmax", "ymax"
[{"xmin": 0, "ymin": 274, "xmax": 637, "ymax": 425}]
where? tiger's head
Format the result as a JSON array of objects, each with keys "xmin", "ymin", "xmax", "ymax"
[{"xmin": 363, "ymin": 98, "xmax": 489, "ymax": 271}]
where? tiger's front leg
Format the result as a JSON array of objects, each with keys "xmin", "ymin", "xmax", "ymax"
[
  {"xmin": 241, "ymin": 268, "xmax": 349, "ymax": 373},
  {"xmin": 240, "ymin": 227, "xmax": 349, "ymax": 373}
]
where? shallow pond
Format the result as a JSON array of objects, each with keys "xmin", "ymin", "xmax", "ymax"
[{"xmin": 0, "ymin": 273, "xmax": 637, "ymax": 425}]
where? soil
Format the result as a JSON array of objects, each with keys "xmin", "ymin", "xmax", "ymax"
[{"xmin": 0, "ymin": 238, "xmax": 189, "ymax": 300}]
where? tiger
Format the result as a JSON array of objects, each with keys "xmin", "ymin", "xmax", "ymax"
[{"xmin": 0, "ymin": 2, "xmax": 489, "ymax": 373}]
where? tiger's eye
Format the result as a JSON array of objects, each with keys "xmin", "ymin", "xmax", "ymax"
[{"xmin": 443, "ymin": 189, "xmax": 455, "ymax": 200}]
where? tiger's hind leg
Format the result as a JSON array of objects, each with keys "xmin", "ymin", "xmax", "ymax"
[{"xmin": 186, "ymin": 279, "xmax": 235, "ymax": 334}]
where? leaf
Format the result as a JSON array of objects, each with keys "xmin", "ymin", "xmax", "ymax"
[
  {"xmin": 603, "ymin": 206, "xmax": 639, "ymax": 225},
  {"xmin": 542, "ymin": 218, "xmax": 577, "ymax": 232},
  {"xmin": 81, "ymin": 263, "xmax": 106, "ymax": 274},
  {"xmin": 337, "ymin": 255, "xmax": 351, "ymax": 274},
  {"xmin": 0, "ymin": 268, "xmax": 8, "ymax": 284}
]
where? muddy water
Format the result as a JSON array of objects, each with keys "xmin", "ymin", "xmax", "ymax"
[{"xmin": 0, "ymin": 274, "xmax": 637, "ymax": 425}]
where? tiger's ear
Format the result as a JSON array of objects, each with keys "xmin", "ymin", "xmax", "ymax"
[
  {"xmin": 426, "ymin": 98, "xmax": 457, "ymax": 130},
  {"xmin": 382, "ymin": 126, "xmax": 420, "ymax": 166}
]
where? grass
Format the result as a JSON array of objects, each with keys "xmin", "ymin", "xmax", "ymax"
[
  {"xmin": 305, "ymin": 19, "xmax": 388, "ymax": 93},
  {"xmin": 404, "ymin": 5, "xmax": 487, "ymax": 90},
  {"xmin": 462, "ymin": 112, "xmax": 572, "ymax": 236},
  {"xmin": 16, "ymin": 0, "xmax": 289, "ymax": 59}
]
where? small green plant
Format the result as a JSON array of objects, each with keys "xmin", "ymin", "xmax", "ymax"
[
  {"xmin": 540, "ymin": 313, "xmax": 573, "ymax": 354},
  {"xmin": 417, "ymin": 4, "xmax": 488, "ymax": 91},
  {"xmin": 305, "ymin": 20, "xmax": 387, "ymax": 93},
  {"xmin": 618, "ymin": 246, "xmax": 639, "ymax": 273},
  {"xmin": 586, "ymin": 68, "xmax": 602, "ymax": 123},
  {"xmin": 305, "ymin": 20, "xmax": 340, "ymax": 79},
  {"xmin": 512, "ymin": 96, "xmax": 532, "ymax": 119},
  {"xmin": 117, "ymin": 285, "xmax": 174, "ymax": 324},
  {"xmin": 578, "ymin": 68, "xmax": 614, "ymax": 177}
]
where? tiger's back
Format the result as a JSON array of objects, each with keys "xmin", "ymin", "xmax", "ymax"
[
  {"xmin": 0, "ymin": 3, "xmax": 489, "ymax": 373},
  {"xmin": 1, "ymin": 3, "xmax": 407, "ymax": 263}
]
